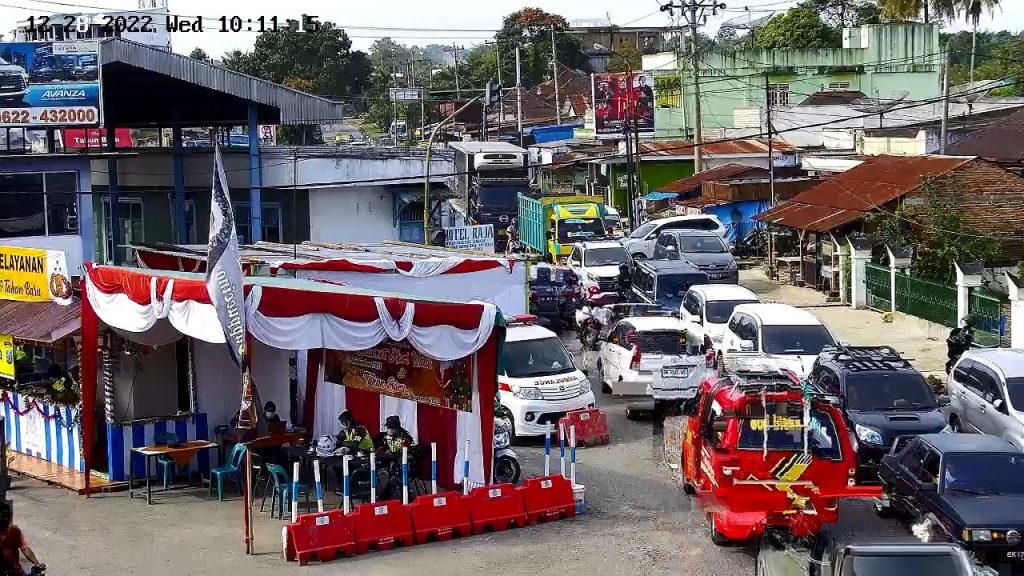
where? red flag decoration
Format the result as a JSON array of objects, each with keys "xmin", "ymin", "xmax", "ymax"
[{"xmin": 205, "ymin": 146, "xmax": 264, "ymax": 433}]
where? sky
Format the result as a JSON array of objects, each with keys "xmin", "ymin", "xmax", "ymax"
[{"xmin": 1, "ymin": 0, "xmax": 1023, "ymax": 57}]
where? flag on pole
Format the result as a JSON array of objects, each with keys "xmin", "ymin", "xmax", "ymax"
[{"xmin": 206, "ymin": 145, "xmax": 263, "ymax": 432}]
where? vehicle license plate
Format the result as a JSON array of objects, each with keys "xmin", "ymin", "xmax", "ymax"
[
  {"xmin": 662, "ymin": 366, "xmax": 689, "ymax": 378},
  {"xmin": 709, "ymin": 273, "xmax": 726, "ymax": 279},
  {"xmin": 1006, "ymin": 550, "xmax": 1024, "ymax": 561}
]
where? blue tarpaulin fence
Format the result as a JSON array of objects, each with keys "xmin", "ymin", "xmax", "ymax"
[
  {"xmin": 696, "ymin": 200, "xmax": 770, "ymax": 244},
  {"xmin": 642, "ymin": 191, "xmax": 679, "ymax": 202}
]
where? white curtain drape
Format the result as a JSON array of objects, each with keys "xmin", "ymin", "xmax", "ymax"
[
  {"xmin": 86, "ymin": 275, "xmax": 226, "ymax": 344},
  {"xmin": 454, "ymin": 355, "xmax": 484, "ymax": 487}
]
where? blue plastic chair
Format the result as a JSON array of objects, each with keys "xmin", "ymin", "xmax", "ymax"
[
  {"xmin": 154, "ymin": 432, "xmax": 188, "ymax": 489},
  {"xmin": 209, "ymin": 443, "xmax": 246, "ymax": 501},
  {"xmin": 263, "ymin": 463, "xmax": 310, "ymax": 519}
]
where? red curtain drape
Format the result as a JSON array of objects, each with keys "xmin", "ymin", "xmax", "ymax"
[
  {"xmin": 79, "ymin": 278, "xmax": 99, "ymax": 495},
  {"xmin": 476, "ymin": 335, "xmax": 498, "ymax": 484},
  {"xmin": 416, "ymin": 403, "xmax": 457, "ymax": 487},
  {"xmin": 302, "ymin": 349, "xmax": 323, "ymax": 432}
]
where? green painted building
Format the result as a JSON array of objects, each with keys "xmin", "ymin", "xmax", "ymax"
[{"xmin": 640, "ymin": 23, "xmax": 943, "ymax": 138}]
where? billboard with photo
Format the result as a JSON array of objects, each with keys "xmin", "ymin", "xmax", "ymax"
[
  {"xmin": 592, "ymin": 72, "xmax": 656, "ymax": 138},
  {"xmin": 0, "ymin": 41, "xmax": 101, "ymax": 127}
]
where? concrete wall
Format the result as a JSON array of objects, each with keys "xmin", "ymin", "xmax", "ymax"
[
  {"xmin": 0, "ymin": 155, "xmax": 93, "ymax": 274},
  {"xmin": 111, "ymin": 342, "xmax": 181, "ymax": 422},
  {"xmin": 309, "ymin": 186, "xmax": 398, "ymax": 243}
]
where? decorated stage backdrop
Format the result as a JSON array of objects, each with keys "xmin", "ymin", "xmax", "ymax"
[{"xmin": 2, "ymin": 392, "xmax": 84, "ymax": 472}]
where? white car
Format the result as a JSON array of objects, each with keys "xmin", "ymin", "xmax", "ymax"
[
  {"xmin": 566, "ymin": 241, "xmax": 632, "ymax": 298},
  {"xmin": 719, "ymin": 303, "xmax": 838, "ymax": 379},
  {"xmin": 499, "ymin": 316, "xmax": 595, "ymax": 439},
  {"xmin": 679, "ymin": 284, "xmax": 761, "ymax": 346},
  {"xmin": 947, "ymin": 348, "xmax": 1024, "ymax": 451},
  {"xmin": 591, "ymin": 315, "xmax": 700, "ymax": 396},
  {"xmin": 618, "ymin": 214, "xmax": 726, "ymax": 260}
]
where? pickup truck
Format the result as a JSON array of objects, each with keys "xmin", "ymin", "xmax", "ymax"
[{"xmin": 518, "ymin": 194, "xmax": 608, "ymax": 263}]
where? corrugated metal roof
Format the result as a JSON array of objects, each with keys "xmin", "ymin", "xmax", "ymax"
[
  {"xmin": 798, "ymin": 90, "xmax": 867, "ymax": 106},
  {"xmin": 946, "ymin": 107, "xmax": 1024, "ymax": 164},
  {"xmin": 755, "ymin": 154, "xmax": 975, "ymax": 231},
  {"xmin": 657, "ymin": 163, "xmax": 766, "ymax": 194},
  {"xmin": 98, "ymin": 38, "xmax": 345, "ymax": 123},
  {"xmin": 0, "ymin": 300, "xmax": 81, "ymax": 342},
  {"xmin": 639, "ymin": 139, "xmax": 794, "ymax": 156}
]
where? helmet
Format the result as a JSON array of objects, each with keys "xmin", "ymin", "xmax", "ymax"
[
  {"xmin": 384, "ymin": 415, "xmax": 402, "ymax": 430},
  {"xmin": 315, "ymin": 435, "xmax": 338, "ymax": 457}
]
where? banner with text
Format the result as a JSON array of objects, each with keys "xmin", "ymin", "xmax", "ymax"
[
  {"xmin": 324, "ymin": 340, "xmax": 473, "ymax": 412},
  {"xmin": 0, "ymin": 334, "xmax": 14, "ymax": 380},
  {"xmin": 0, "ymin": 246, "xmax": 73, "ymax": 304},
  {"xmin": 592, "ymin": 72, "xmax": 656, "ymax": 138},
  {"xmin": 0, "ymin": 41, "xmax": 101, "ymax": 127},
  {"xmin": 444, "ymin": 224, "xmax": 495, "ymax": 253}
]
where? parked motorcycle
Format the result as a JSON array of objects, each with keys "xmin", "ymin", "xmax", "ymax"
[{"xmin": 492, "ymin": 407, "xmax": 521, "ymax": 485}]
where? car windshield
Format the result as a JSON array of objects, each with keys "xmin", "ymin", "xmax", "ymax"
[
  {"xmin": 678, "ymin": 236, "xmax": 727, "ymax": 253},
  {"xmin": 841, "ymin": 554, "xmax": 960, "ymax": 576},
  {"xmin": 584, "ymin": 247, "xmax": 629, "ymax": 266},
  {"xmin": 0, "ymin": 57, "xmax": 10, "ymax": 66},
  {"xmin": 761, "ymin": 325, "xmax": 835, "ymax": 355},
  {"xmin": 737, "ymin": 406, "xmax": 841, "ymax": 458},
  {"xmin": 605, "ymin": 214, "xmax": 620, "ymax": 225},
  {"xmin": 1006, "ymin": 377, "xmax": 1024, "ymax": 410},
  {"xmin": 557, "ymin": 218, "xmax": 605, "ymax": 243},
  {"xmin": 705, "ymin": 300, "xmax": 758, "ymax": 324},
  {"xmin": 943, "ymin": 453, "xmax": 1024, "ymax": 494},
  {"xmin": 477, "ymin": 185, "xmax": 521, "ymax": 209},
  {"xmin": 504, "ymin": 337, "xmax": 575, "ymax": 378},
  {"xmin": 656, "ymin": 274, "xmax": 695, "ymax": 301},
  {"xmin": 845, "ymin": 372, "xmax": 937, "ymax": 411},
  {"xmin": 628, "ymin": 222, "xmax": 657, "ymax": 239}
]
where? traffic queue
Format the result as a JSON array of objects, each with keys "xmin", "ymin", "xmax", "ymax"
[{"xmin": 516, "ymin": 213, "xmax": 1022, "ymax": 576}]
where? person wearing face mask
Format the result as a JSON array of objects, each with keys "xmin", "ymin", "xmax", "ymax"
[
  {"xmin": 377, "ymin": 415, "xmax": 414, "ymax": 461},
  {"xmin": 335, "ymin": 411, "xmax": 374, "ymax": 453},
  {"xmin": 263, "ymin": 401, "xmax": 282, "ymax": 424}
]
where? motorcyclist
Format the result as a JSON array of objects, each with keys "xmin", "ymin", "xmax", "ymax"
[
  {"xmin": 616, "ymin": 262, "xmax": 633, "ymax": 302},
  {"xmin": 0, "ymin": 502, "xmax": 43, "ymax": 576},
  {"xmin": 945, "ymin": 314, "xmax": 976, "ymax": 374}
]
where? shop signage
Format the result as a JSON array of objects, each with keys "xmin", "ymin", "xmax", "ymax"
[
  {"xmin": 21, "ymin": 409, "xmax": 46, "ymax": 456},
  {"xmin": 444, "ymin": 224, "xmax": 495, "ymax": 253},
  {"xmin": 324, "ymin": 340, "xmax": 473, "ymax": 412},
  {"xmin": 0, "ymin": 334, "xmax": 14, "ymax": 380},
  {"xmin": 0, "ymin": 41, "xmax": 101, "ymax": 127},
  {"xmin": 592, "ymin": 72, "xmax": 657, "ymax": 139},
  {"xmin": 60, "ymin": 127, "xmax": 133, "ymax": 149},
  {"xmin": 0, "ymin": 245, "xmax": 74, "ymax": 304}
]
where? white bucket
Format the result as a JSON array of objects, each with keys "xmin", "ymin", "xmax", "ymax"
[{"xmin": 572, "ymin": 483, "xmax": 586, "ymax": 514}]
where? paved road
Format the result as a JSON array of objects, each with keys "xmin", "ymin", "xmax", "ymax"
[{"xmin": 11, "ymin": 326, "xmax": 908, "ymax": 576}]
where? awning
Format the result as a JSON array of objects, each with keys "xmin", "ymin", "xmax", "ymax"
[
  {"xmin": 0, "ymin": 300, "xmax": 81, "ymax": 342},
  {"xmin": 643, "ymin": 191, "xmax": 678, "ymax": 202}
]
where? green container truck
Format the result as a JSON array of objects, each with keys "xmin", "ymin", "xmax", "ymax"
[{"xmin": 517, "ymin": 194, "xmax": 609, "ymax": 263}]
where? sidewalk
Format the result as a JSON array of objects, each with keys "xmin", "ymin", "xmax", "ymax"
[{"xmin": 739, "ymin": 270, "xmax": 948, "ymax": 377}]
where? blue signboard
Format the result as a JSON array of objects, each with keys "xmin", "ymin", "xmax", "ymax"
[{"xmin": 0, "ymin": 41, "xmax": 101, "ymax": 127}]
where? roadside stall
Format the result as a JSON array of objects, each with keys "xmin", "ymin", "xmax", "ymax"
[
  {"xmin": 79, "ymin": 263, "xmax": 503, "ymax": 494},
  {"xmin": 0, "ymin": 246, "xmax": 84, "ymax": 488}
]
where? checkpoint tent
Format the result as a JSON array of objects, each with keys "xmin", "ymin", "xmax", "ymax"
[{"xmin": 79, "ymin": 263, "xmax": 503, "ymax": 491}]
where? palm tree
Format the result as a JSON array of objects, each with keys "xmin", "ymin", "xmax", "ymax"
[
  {"xmin": 962, "ymin": 0, "xmax": 1000, "ymax": 83},
  {"xmin": 877, "ymin": 0, "xmax": 957, "ymax": 22}
]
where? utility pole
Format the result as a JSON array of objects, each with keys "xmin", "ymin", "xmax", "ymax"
[
  {"xmin": 940, "ymin": 41, "xmax": 952, "ymax": 154},
  {"xmin": 494, "ymin": 43, "xmax": 504, "ymax": 139},
  {"xmin": 516, "ymin": 46, "xmax": 523, "ymax": 147},
  {"xmin": 445, "ymin": 44, "xmax": 463, "ymax": 99},
  {"xmin": 415, "ymin": 58, "xmax": 429, "ymax": 140},
  {"xmin": 765, "ymin": 73, "xmax": 776, "ymax": 270},
  {"xmin": 661, "ymin": 0, "xmax": 726, "ymax": 173},
  {"xmin": 551, "ymin": 25, "xmax": 561, "ymax": 125}
]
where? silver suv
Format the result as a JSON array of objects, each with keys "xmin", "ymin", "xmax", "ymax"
[{"xmin": 946, "ymin": 348, "xmax": 1024, "ymax": 451}]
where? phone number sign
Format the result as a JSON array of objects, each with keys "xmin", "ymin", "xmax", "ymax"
[{"xmin": 0, "ymin": 107, "xmax": 99, "ymax": 126}]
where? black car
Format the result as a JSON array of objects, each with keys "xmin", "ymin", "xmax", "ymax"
[
  {"xmin": 651, "ymin": 229, "xmax": 739, "ymax": 284},
  {"xmin": 809, "ymin": 345, "xmax": 951, "ymax": 483},
  {"xmin": 529, "ymin": 265, "xmax": 578, "ymax": 331},
  {"xmin": 878, "ymin": 433, "xmax": 1024, "ymax": 567},
  {"xmin": 630, "ymin": 259, "xmax": 708, "ymax": 312}
]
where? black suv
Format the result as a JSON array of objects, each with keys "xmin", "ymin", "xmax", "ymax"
[
  {"xmin": 630, "ymin": 259, "xmax": 708, "ymax": 313},
  {"xmin": 809, "ymin": 345, "xmax": 951, "ymax": 483}
]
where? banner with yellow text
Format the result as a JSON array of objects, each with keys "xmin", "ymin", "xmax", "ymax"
[
  {"xmin": 0, "ymin": 334, "xmax": 14, "ymax": 380},
  {"xmin": 0, "ymin": 246, "xmax": 73, "ymax": 305}
]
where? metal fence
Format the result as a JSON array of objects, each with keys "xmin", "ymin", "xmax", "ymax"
[
  {"xmin": 969, "ymin": 289, "xmax": 1006, "ymax": 348},
  {"xmin": 894, "ymin": 272, "xmax": 959, "ymax": 328},
  {"xmin": 865, "ymin": 263, "xmax": 890, "ymax": 312}
]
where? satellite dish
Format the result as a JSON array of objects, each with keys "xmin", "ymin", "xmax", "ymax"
[
  {"xmin": 849, "ymin": 90, "xmax": 910, "ymax": 113},
  {"xmin": 719, "ymin": 12, "xmax": 772, "ymax": 32},
  {"xmin": 950, "ymin": 78, "xmax": 1009, "ymax": 103}
]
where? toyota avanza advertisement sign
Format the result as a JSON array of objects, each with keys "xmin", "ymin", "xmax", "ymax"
[{"xmin": 0, "ymin": 41, "xmax": 100, "ymax": 127}]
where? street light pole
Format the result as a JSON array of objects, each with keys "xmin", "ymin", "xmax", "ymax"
[
  {"xmin": 424, "ymin": 96, "xmax": 482, "ymax": 244},
  {"xmin": 551, "ymin": 25, "xmax": 561, "ymax": 125}
]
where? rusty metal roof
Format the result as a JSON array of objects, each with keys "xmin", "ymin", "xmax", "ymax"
[
  {"xmin": 0, "ymin": 300, "xmax": 81, "ymax": 342},
  {"xmin": 798, "ymin": 90, "xmax": 868, "ymax": 106},
  {"xmin": 639, "ymin": 139, "xmax": 794, "ymax": 156},
  {"xmin": 946, "ymin": 107, "xmax": 1024, "ymax": 164},
  {"xmin": 755, "ymin": 154, "xmax": 975, "ymax": 232},
  {"xmin": 657, "ymin": 163, "xmax": 767, "ymax": 194}
]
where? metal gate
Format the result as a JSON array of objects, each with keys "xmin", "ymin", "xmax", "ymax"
[
  {"xmin": 894, "ymin": 272, "xmax": 958, "ymax": 328},
  {"xmin": 865, "ymin": 263, "xmax": 890, "ymax": 312},
  {"xmin": 969, "ymin": 289, "xmax": 1006, "ymax": 348}
]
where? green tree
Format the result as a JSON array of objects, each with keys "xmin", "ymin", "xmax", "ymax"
[
  {"xmin": 494, "ymin": 7, "xmax": 590, "ymax": 87},
  {"xmin": 876, "ymin": 0, "xmax": 958, "ymax": 23},
  {"xmin": 279, "ymin": 77, "xmax": 323, "ymax": 145},
  {"xmin": 754, "ymin": 7, "xmax": 842, "ymax": 50},
  {"xmin": 188, "ymin": 47, "xmax": 210, "ymax": 62},
  {"xmin": 800, "ymin": 0, "xmax": 880, "ymax": 27},
  {"xmin": 606, "ymin": 40, "xmax": 642, "ymax": 73}
]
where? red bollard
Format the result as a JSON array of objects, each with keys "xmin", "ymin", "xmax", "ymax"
[
  {"xmin": 468, "ymin": 483, "xmax": 527, "ymax": 534},
  {"xmin": 410, "ymin": 492, "xmax": 473, "ymax": 544},
  {"xmin": 558, "ymin": 408, "xmax": 610, "ymax": 447},
  {"xmin": 284, "ymin": 509, "xmax": 356, "ymax": 565},
  {"xmin": 520, "ymin": 474, "xmax": 576, "ymax": 525},
  {"xmin": 351, "ymin": 500, "xmax": 415, "ymax": 554}
]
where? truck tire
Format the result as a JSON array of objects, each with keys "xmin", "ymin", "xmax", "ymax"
[{"xmin": 708, "ymin": 514, "xmax": 732, "ymax": 547}]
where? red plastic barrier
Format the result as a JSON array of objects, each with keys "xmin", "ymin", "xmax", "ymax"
[
  {"xmin": 410, "ymin": 492, "xmax": 473, "ymax": 544},
  {"xmin": 468, "ymin": 483, "xmax": 527, "ymax": 534},
  {"xmin": 284, "ymin": 509, "xmax": 356, "ymax": 565},
  {"xmin": 520, "ymin": 474, "xmax": 576, "ymax": 525},
  {"xmin": 558, "ymin": 408, "xmax": 610, "ymax": 447},
  {"xmin": 351, "ymin": 500, "xmax": 415, "ymax": 554}
]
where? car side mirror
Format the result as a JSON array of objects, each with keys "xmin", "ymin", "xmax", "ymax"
[
  {"xmin": 994, "ymin": 398, "xmax": 1006, "ymax": 412},
  {"xmin": 689, "ymin": 314, "xmax": 702, "ymax": 325},
  {"xmin": 739, "ymin": 340, "xmax": 755, "ymax": 352},
  {"xmin": 937, "ymin": 395, "xmax": 951, "ymax": 408}
]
